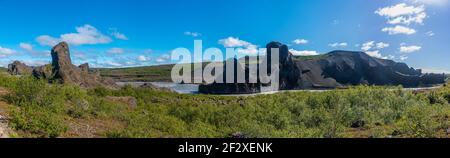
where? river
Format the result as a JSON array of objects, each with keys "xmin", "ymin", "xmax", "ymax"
[
  {"xmin": 116, "ymin": 82, "xmax": 443, "ymax": 96},
  {"xmin": 116, "ymin": 82, "xmax": 200, "ymax": 94}
]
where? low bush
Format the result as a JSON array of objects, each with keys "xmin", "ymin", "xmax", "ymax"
[{"xmin": 1, "ymin": 73, "xmax": 450, "ymax": 138}]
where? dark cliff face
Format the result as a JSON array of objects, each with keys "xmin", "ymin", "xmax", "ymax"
[
  {"xmin": 305, "ymin": 51, "xmax": 440, "ymax": 88},
  {"xmin": 198, "ymin": 58, "xmax": 263, "ymax": 94},
  {"xmin": 266, "ymin": 42, "xmax": 302, "ymax": 90},
  {"xmin": 199, "ymin": 42, "xmax": 446, "ymax": 94}
]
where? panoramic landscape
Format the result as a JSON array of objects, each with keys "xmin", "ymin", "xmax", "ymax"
[{"xmin": 1, "ymin": 0, "xmax": 450, "ymax": 138}]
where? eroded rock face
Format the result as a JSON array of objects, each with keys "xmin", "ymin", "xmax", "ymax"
[
  {"xmin": 199, "ymin": 58, "xmax": 263, "ymax": 94},
  {"xmin": 50, "ymin": 42, "xmax": 82, "ymax": 84},
  {"xmin": 47, "ymin": 42, "xmax": 116, "ymax": 88},
  {"xmin": 79, "ymin": 63, "xmax": 89, "ymax": 73},
  {"xmin": 33, "ymin": 64, "xmax": 53, "ymax": 79},
  {"xmin": 266, "ymin": 42, "xmax": 303, "ymax": 90},
  {"xmin": 7, "ymin": 61, "xmax": 33, "ymax": 75},
  {"xmin": 199, "ymin": 42, "xmax": 316, "ymax": 94},
  {"xmin": 304, "ymin": 51, "xmax": 445, "ymax": 88},
  {"xmin": 7, "ymin": 42, "xmax": 116, "ymax": 88}
]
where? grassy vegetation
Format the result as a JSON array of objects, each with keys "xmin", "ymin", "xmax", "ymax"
[
  {"xmin": 96, "ymin": 54, "xmax": 337, "ymax": 82},
  {"xmin": 97, "ymin": 64, "xmax": 175, "ymax": 82},
  {"xmin": 97, "ymin": 63, "xmax": 208, "ymax": 82},
  {"xmin": 0, "ymin": 73, "xmax": 450, "ymax": 138}
]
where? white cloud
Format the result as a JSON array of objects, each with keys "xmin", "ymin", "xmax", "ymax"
[
  {"xmin": 426, "ymin": 31, "xmax": 435, "ymax": 36},
  {"xmin": 328, "ymin": 42, "xmax": 348, "ymax": 48},
  {"xmin": 106, "ymin": 48, "xmax": 125, "ymax": 54},
  {"xmin": 400, "ymin": 45, "xmax": 422, "ymax": 53},
  {"xmin": 23, "ymin": 60, "xmax": 50, "ymax": 66},
  {"xmin": 36, "ymin": 35, "xmax": 59, "ymax": 46},
  {"xmin": 376, "ymin": 42, "xmax": 390, "ymax": 49},
  {"xmin": 156, "ymin": 54, "xmax": 171, "ymax": 63},
  {"xmin": 236, "ymin": 45, "xmax": 258, "ymax": 55},
  {"xmin": 293, "ymin": 39, "xmax": 308, "ymax": 45},
  {"xmin": 289, "ymin": 49, "xmax": 319, "ymax": 56},
  {"xmin": 362, "ymin": 41, "xmax": 389, "ymax": 51},
  {"xmin": 110, "ymin": 29, "xmax": 128, "ymax": 40},
  {"xmin": 0, "ymin": 46, "xmax": 16, "ymax": 57},
  {"xmin": 37, "ymin": 24, "xmax": 112, "ymax": 46},
  {"xmin": 361, "ymin": 41, "xmax": 390, "ymax": 59},
  {"xmin": 376, "ymin": 3, "xmax": 424, "ymax": 18},
  {"xmin": 365, "ymin": 50, "xmax": 388, "ymax": 59},
  {"xmin": 73, "ymin": 52, "xmax": 87, "ymax": 60},
  {"xmin": 219, "ymin": 37, "xmax": 259, "ymax": 55},
  {"xmin": 387, "ymin": 55, "xmax": 396, "ymax": 60},
  {"xmin": 386, "ymin": 12, "xmax": 427, "ymax": 25},
  {"xmin": 399, "ymin": 55, "xmax": 409, "ymax": 61},
  {"xmin": 62, "ymin": 25, "xmax": 112, "ymax": 45},
  {"xmin": 19, "ymin": 43, "xmax": 33, "ymax": 51},
  {"xmin": 184, "ymin": 31, "xmax": 201, "ymax": 37},
  {"xmin": 219, "ymin": 37, "xmax": 252, "ymax": 47},
  {"xmin": 156, "ymin": 59, "xmax": 165, "ymax": 63},
  {"xmin": 382, "ymin": 25, "xmax": 416, "ymax": 35},
  {"xmin": 361, "ymin": 41, "xmax": 375, "ymax": 51},
  {"xmin": 375, "ymin": 3, "xmax": 427, "ymax": 25},
  {"xmin": 104, "ymin": 61, "xmax": 123, "ymax": 67},
  {"xmin": 137, "ymin": 55, "xmax": 150, "ymax": 62},
  {"xmin": 410, "ymin": 0, "xmax": 449, "ymax": 6}
]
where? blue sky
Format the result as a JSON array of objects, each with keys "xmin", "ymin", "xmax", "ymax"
[{"xmin": 0, "ymin": 0, "xmax": 449, "ymax": 73}]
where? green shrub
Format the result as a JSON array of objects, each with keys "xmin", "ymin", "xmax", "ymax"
[
  {"xmin": 2, "ymin": 73, "xmax": 450, "ymax": 138},
  {"xmin": 427, "ymin": 91, "xmax": 447, "ymax": 105},
  {"xmin": 9, "ymin": 106, "xmax": 67, "ymax": 138},
  {"xmin": 396, "ymin": 104, "xmax": 440, "ymax": 138}
]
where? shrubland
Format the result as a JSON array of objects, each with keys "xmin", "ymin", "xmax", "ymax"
[{"xmin": 0, "ymin": 73, "xmax": 449, "ymax": 138}]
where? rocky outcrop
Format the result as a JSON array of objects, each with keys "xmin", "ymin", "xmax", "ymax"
[
  {"xmin": 48, "ymin": 42, "xmax": 116, "ymax": 88},
  {"xmin": 199, "ymin": 58, "xmax": 263, "ymax": 94},
  {"xmin": 8, "ymin": 42, "xmax": 116, "ymax": 88},
  {"xmin": 79, "ymin": 63, "xmax": 90, "ymax": 73},
  {"xmin": 267, "ymin": 42, "xmax": 304, "ymax": 90},
  {"xmin": 32, "ymin": 64, "xmax": 53, "ymax": 79},
  {"xmin": 7, "ymin": 61, "xmax": 33, "ymax": 75},
  {"xmin": 199, "ymin": 41, "xmax": 446, "ymax": 94},
  {"xmin": 300, "ymin": 51, "xmax": 445, "ymax": 88}
]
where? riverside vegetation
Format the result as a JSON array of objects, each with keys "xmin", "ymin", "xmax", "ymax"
[{"xmin": 0, "ymin": 71, "xmax": 449, "ymax": 138}]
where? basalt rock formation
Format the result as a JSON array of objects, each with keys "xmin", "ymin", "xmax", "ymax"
[
  {"xmin": 198, "ymin": 58, "xmax": 263, "ymax": 94},
  {"xmin": 199, "ymin": 41, "xmax": 446, "ymax": 94},
  {"xmin": 7, "ymin": 61, "xmax": 33, "ymax": 75},
  {"xmin": 32, "ymin": 64, "xmax": 53, "ymax": 80},
  {"xmin": 298, "ymin": 50, "xmax": 446, "ymax": 88},
  {"xmin": 8, "ymin": 42, "xmax": 116, "ymax": 88}
]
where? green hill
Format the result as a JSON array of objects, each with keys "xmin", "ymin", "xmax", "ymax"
[
  {"xmin": 98, "ymin": 64, "xmax": 175, "ymax": 82},
  {"xmin": 98, "ymin": 62, "xmax": 208, "ymax": 82},
  {"xmin": 96, "ymin": 54, "xmax": 330, "ymax": 82}
]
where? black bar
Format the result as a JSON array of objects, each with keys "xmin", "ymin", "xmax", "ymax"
[{"xmin": 0, "ymin": 139, "xmax": 448, "ymax": 157}]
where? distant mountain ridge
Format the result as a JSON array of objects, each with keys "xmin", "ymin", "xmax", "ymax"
[
  {"xmin": 3, "ymin": 42, "xmax": 446, "ymax": 94},
  {"xmin": 199, "ymin": 42, "xmax": 446, "ymax": 94}
]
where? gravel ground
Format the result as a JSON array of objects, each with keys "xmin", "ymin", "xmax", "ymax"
[
  {"xmin": 0, "ymin": 114, "xmax": 11, "ymax": 138},
  {"xmin": 0, "ymin": 87, "xmax": 13, "ymax": 138}
]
